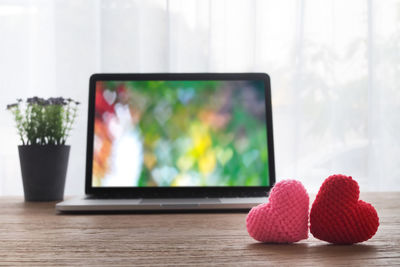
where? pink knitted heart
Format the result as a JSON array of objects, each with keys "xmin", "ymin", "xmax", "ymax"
[{"xmin": 246, "ymin": 180, "xmax": 309, "ymax": 243}]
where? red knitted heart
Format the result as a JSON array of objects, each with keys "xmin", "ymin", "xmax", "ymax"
[{"xmin": 310, "ymin": 174, "xmax": 379, "ymax": 244}]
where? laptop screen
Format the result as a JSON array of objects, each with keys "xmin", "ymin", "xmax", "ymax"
[{"xmin": 92, "ymin": 79, "xmax": 270, "ymax": 188}]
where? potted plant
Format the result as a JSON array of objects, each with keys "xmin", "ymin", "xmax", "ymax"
[{"xmin": 7, "ymin": 97, "xmax": 79, "ymax": 201}]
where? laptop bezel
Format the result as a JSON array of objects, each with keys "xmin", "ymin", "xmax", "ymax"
[{"xmin": 85, "ymin": 73, "xmax": 275, "ymax": 198}]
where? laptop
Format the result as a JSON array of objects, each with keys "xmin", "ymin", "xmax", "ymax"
[{"xmin": 56, "ymin": 73, "xmax": 275, "ymax": 212}]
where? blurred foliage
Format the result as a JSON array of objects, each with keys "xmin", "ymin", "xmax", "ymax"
[{"xmin": 94, "ymin": 80, "xmax": 269, "ymax": 187}]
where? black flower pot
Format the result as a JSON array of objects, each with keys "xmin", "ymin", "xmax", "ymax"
[{"xmin": 18, "ymin": 145, "xmax": 70, "ymax": 201}]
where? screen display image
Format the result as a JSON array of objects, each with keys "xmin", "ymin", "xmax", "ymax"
[{"xmin": 93, "ymin": 80, "xmax": 269, "ymax": 187}]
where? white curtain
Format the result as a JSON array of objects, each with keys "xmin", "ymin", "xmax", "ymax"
[{"xmin": 0, "ymin": 0, "xmax": 399, "ymax": 195}]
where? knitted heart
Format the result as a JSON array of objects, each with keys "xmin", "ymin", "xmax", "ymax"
[
  {"xmin": 310, "ymin": 174, "xmax": 379, "ymax": 244},
  {"xmin": 246, "ymin": 180, "xmax": 309, "ymax": 243}
]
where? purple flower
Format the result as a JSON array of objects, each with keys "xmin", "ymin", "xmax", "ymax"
[{"xmin": 6, "ymin": 103, "xmax": 18, "ymax": 110}]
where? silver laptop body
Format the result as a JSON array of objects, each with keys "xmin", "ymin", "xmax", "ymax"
[
  {"xmin": 56, "ymin": 197, "xmax": 268, "ymax": 212},
  {"xmin": 56, "ymin": 73, "xmax": 275, "ymax": 212}
]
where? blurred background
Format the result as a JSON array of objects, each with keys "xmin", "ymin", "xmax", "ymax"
[
  {"xmin": 93, "ymin": 81, "xmax": 269, "ymax": 187},
  {"xmin": 0, "ymin": 0, "xmax": 399, "ymax": 195}
]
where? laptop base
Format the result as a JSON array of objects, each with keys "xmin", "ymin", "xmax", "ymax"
[{"xmin": 56, "ymin": 197, "xmax": 267, "ymax": 213}]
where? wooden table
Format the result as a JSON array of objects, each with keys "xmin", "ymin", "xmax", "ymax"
[{"xmin": 0, "ymin": 193, "xmax": 399, "ymax": 266}]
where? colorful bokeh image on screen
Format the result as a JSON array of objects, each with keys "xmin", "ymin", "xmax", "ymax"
[{"xmin": 93, "ymin": 80, "xmax": 269, "ymax": 187}]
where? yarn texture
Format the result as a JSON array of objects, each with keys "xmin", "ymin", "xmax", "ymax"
[
  {"xmin": 310, "ymin": 174, "xmax": 379, "ymax": 244},
  {"xmin": 246, "ymin": 180, "xmax": 309, "ymax": 243}
]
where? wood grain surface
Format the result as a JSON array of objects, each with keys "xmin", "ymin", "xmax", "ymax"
[{"xmin": 0, "ymin": 193, "xmax": 399, "ymax": 266}]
